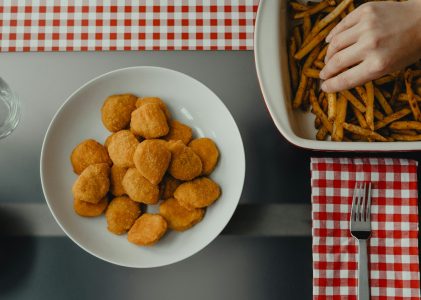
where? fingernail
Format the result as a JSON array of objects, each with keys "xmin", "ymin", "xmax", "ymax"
[
  {"xmin": 321, "ymin": 82, "xmax": 327, "ymax": 91},
  {"xmin": 319, "ymin": 70, "xmax": 326, "ymax": 79},
  {"xmin": 325, "ymin": 34, "xmax": 332, "ymax": 43}
]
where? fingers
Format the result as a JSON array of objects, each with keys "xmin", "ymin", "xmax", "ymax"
[
  {"xmin": 324, "ymin": 25, "xmax": 362, "ymax": 63},
  {"xmin": 320, "ymin": 43, "xmax": 364, "ymax": 80},
  {"xmin": 325, "ymin": 7, "xmax": 362, "ymax": 43},
  {"xmin": 321, "ymin": 61, "xmax": 375, "ymax": 93}
]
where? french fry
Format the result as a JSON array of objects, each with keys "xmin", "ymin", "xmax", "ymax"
[
  {"xmin": 389, "ymin": 74, "xmax": 402, "ymax": 106},
  {"xmin": 303, "ymin": 68, "xmax": 320, "ymax": 78},
  {"xmin": 315, "ymin": 117, "xmax": 322, "ymax": 129},
  {"xmin": 390, "ymin": 134, "xmax": 421, "ymax": 141},
  {"xmin": 313, "ymin": 60, "xmax": 325, "ymax": 69},
  {"xmin": 343, "ymin": 123, "xmax": 387, "ymax": 142},
  {"xmin": 332, "ymin": 94, "xmax": 347, "ymax": 141},
  {"xmin": 316, "ymin": 126, "xmax": 329, "ymax": 140},
  {"xmin": 397, "ymin": 93, "xmax": 421, "ymax": 102},
  {"xmin": 355, "ymin": 86, "xmax": 367, "ymax": 104},
  {"xmin": 317, "ymin": 44, "xmax": 329, "ymax": 61},
  {"xmin": 294, "ymin": 21, "xmax": 337, "ymax": 60},
  {"xmin": 322, "ymin": 96, "xmax": 328, "ymax": 112},
  {"xmin": 365, "ymin": 81, "xmax": 375, "ymax": 130},
  {"xmin": 348, "ymin": 1, "xmax": 355, "ymax": 12},
  {"xmin": 352, "ymin": 106, "xmax": 368, "ymax": 129},
  {"xmin": 374, "ymin": 108, "xmax": 412, "ymax": 130},
  {"xmin": 309, "ymin": 88, "xmax": 333, "ymax": 133},
  {"xmin": 374, "ymin": 87, "xmax": 393, "ymax": 115},
  {"xmin": 327, "ymin": 92, "xmax": 336, "ymax": 121},
  {"xmin": 292, "ymin": 26, "xmax": 302, "ymax": 49},
  {"xmin": 294, "ymin": 0, "xmax": 334, "ymax": 19},
  {"xmin": 293, "ymin": 46, "xmax": 321, "ymax": 109},
  {"xmin": 391, "ymin": 129, "xmax": 418, "ymax": 136},
  {"xmin": 321, "ymin": 7, "xmax": 335, "ymax": 13},
  {"xmin": 374, "ymin": 109, "xmax": 385, "ymax": 121},
  {"xmin": 303, "ymin": 16, "xmax": 312, "ymax": 39},
  {"xmin": 404, "ymin": 69, "xmax": 421, "ymax": 121},
  {"xmin": 374, "ymin": 75, "xmax": 395, "ymax": 85},
  {"xmin": 389, "ymin": 121, "xmax": 421, "ymax": 131},
  {"xmin": 288, "ymin": 37, "xmax": 299, "ymax": 91},
  {"xmin": 301, "ymin": 0, "xmax": 353, "ymax": 47},
  {"xmin": 290, "ymin": 2, "xmax": 309, "ymax": 11},
  {"xmin": 340, "ymin": 90, "xmax": 366, "ymax": 112}
]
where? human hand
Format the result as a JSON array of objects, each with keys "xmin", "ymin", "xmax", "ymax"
[{"xmin": 320, "ymin": 0, "xmax": 421, "ymax": 92}]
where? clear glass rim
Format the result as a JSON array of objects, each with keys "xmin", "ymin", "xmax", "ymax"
[{"xmin": 0, "ymin": 82, "xmax": 21, "ymax": 140}]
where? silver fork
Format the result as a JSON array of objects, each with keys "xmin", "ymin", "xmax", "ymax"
[{"xmin": 350, "ymin": 182, "xmax": 372, "ymax": 300}]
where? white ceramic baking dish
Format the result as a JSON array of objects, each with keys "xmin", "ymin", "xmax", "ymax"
[{"xmin": 254, "ymin": 0, "xmax": 421, "ymax": 151}]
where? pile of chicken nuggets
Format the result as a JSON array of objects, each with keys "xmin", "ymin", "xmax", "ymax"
[{"xmin": 70, "ymin": 94, "xmax": 221, "ymax": 246}]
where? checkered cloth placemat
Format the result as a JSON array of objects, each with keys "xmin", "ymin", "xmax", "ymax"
[
  {"xmin": 0, "ymin": 0, "xmax": 258, "ymax": 52},
  {"xmin": 311, "ymin": 158, "xmax": 420, "ymax": 300}
]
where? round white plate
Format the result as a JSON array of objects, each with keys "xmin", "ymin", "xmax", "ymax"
[{"xmin": 40, "ymin": 66, "xmax": 245, "ymax": 268}]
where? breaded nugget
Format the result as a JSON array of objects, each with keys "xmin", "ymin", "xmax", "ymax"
[
  {"xmin": 72, "ymin": 163, "xmax": 110, "ymax": 204},
  {"xmin": 104, "ymin": 133, "xmax": 116, "ymax": 149},
  {"xmin": 71, "ymin": 139, "xmax": 111, "ymax": 174},
  {"xmin": 128, "ymin": 214, "xmax": 168, "ymax": 246},
  {"xmin": 136, "ymin": 97, "xmax": 171, "ymax": 120},
  {"xmin": 160, "ymin": 175, "xmax": 182, "ymax": 200},
  {"xmin": 189, "ymin": 138, "xmax": 219, "ymax": 175},
  {"xmin": 163, "ymin": 120, "xmax": 193, "ymax": 144},
  {"xmin": 74, "ymin": 196, "xmax": 108, "ymax": 217},
  {"xmin": 159, "ymin": 198, "xmax": 205, "ymax": 231},
  {"xmin": 130, "ymin": 103, "xmax": 169, "ymax": 139},
  {"xmin": 107, "ymin": 130, "xmax": 139, "ymax": 168},
  {"xmin": 122, "ymin": 168, "xmax": 159, "ymax": 204},
  {"xmin": 110, "ymin": 165, "xmax": 127, "ymax": 196},
  {"xmin": 101, "ymin": 94, "xmax": 137, "ymax": 132},
  {"xmin": 167, "ymin": 140, "xmax": 202, "ymax": 180},
  {"xmin": 174, "ymin": 177, "xmax": 221, "ymax": 209},
  {"xmin": 105, "ymin": 196, "xmax": 141, "ymax": 235},
  {"xmin": 133, "ymin": 140, "xmax": 171, "ymax": 185}
]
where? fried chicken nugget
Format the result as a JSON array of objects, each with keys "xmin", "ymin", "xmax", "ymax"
[
  {"xmin": 122, "ymin": 168, "xmax": 159, "ymax": 204},
  {"xmin": 133, "ymin": 140, "xmax": 171, "ymax": 185},
  {"xmin": 188, "ymin": 138, "xmax": 219, "ymax": 175},
  {"xmin": 104, "ymin": 133, "xmax": 116, "ymax": 149},
  {"xmin": 159, "ymin": 198, "xmax": 205, "ymax": 231},
  {"xmin": 160, "ymin": 175, "xmax": 182, "ymax": 200},
  {"xmin": 128, "ymin": 214, "xmax": 168, "ymax": 246},
  {"xmin": 135, "ymin": 97, "xmax": 171, "ymax": 120},
  {"xmin": 71, "ymin": 139, "xmax": 112, "ymax": 174},
  {"xmin": 110, "ymin": 165, "xmax": 127, "ymax": 196},
  {"xmin": 167, "ymin": 140, "xmax": 202, "ymax": 180},
  {"xmin": 101, "ymin": 94, "xmax": 137, "ymax": 132},
  {"xmin": 74, "ymin": 196, "xmax": 108, "ymax": 217},
  {"xmin": 72, "ymin": 163, "xmax": 110, "ymax": 204},
  {"xmin": 130, "ymin": 103, "xmax": 169, "ymax": 139},
  {"xmin": 174, "ymin": 177, "xmax": 221, "ymax": 209},
  {"xmin": 163, "ymin": 120, "xmax": 193, "ymax": 145},
  {"xmin": 107, "ymin": 130, "xmax": 139, "ymax": 168},
  {"xmin": 105, "ymin": 196, "xmax": 141, "ymax": 235}
]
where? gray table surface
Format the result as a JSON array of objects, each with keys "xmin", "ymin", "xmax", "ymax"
[{"xmin": 0, "ymin": 51, "xmax": 420, "ymax": 300}]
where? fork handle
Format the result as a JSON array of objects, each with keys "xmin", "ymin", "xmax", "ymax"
[{"xmin": 358, "ymin": 239, "xmax": 370, "ymax": 300}]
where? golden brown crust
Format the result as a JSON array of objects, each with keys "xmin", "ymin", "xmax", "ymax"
[
  {"xmin": 70, "ymin": 139, "xmax": 112, "ymax": 174},
  {"xmin": 159, "ymin": 198, "xmax": 204, "ymax": 231},
  {"xmin": 72, "ymin": 163, "xmax": 110, "ymax": 204},
  {"xmin": 130, "ymin": 103, "xmax": 169, "ymax": 139},
  {"xmin": 133, "ymin": 140, "xmax": 171, "ymax": 185},
  {"xmin": 74, "ymin": 196, "xmax": 108, "ymax": 217},
  {"xmin": 107, "ymin": 130, "xmax": 139, "ymax": 168},
  {"xmin": 127, "ymin": 214, "xmax": 168, "ymax": 246},
  {"xmin": 110, "ymin": 165, "xmax": 128, "ymax": 196},
  {"xmin": 174, "ymin": 177, "xmax": 221, "ymax": 209},
  {"xmin": 160, "ymin": 175, "xmax": 182, "ymax": 200},
  {"xmin": 167, "ymin": 140, "xmax": 202, "ymax": 180},
  {"xmin": 135, "ymin": 97, "xmax": 171, "ymax": 120},
  {"xmin": 101, "ymin": 94, "xmax": 137, "ymax": 132},
  {"xmin": 163, "ymin": 120, "xmax": 193, "ymax": 144},
  {"xmin": 188, "ymin": 138, "xmax": 219, "ymax": 175},
  {"xmin": 105, "ymin": 196, "xmax": 141, "ymax": 235},
  {"xmin": 122, "ymin": 168, "xmax": 159, "ymax": 204}
]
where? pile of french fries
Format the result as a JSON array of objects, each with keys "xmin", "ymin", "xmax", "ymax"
[{"xmin": 289, "ymin": 0, "xmax": 421, "ymax": 142}]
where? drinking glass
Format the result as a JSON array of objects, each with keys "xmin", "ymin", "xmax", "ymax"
[{"xmin": 0, "ymin": 77, "xmax": 20, "ymax": 139}]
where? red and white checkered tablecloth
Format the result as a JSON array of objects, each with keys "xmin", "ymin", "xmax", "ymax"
[
  {"xmin": 311, "ymin": 158, "xmax": 420, "ymax": 300},
  {"xmin": 0, "ymin": 0, "xmax": 258, "ymax": 52}
]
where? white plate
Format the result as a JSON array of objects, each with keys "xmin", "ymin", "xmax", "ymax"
[
  {"xmin": 40, "ymin": 66, "xmax": 245, "ymax": 268},
  {"xmin": 254, "ymin": 0, "xmax": 421, "ymax": 151}
]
